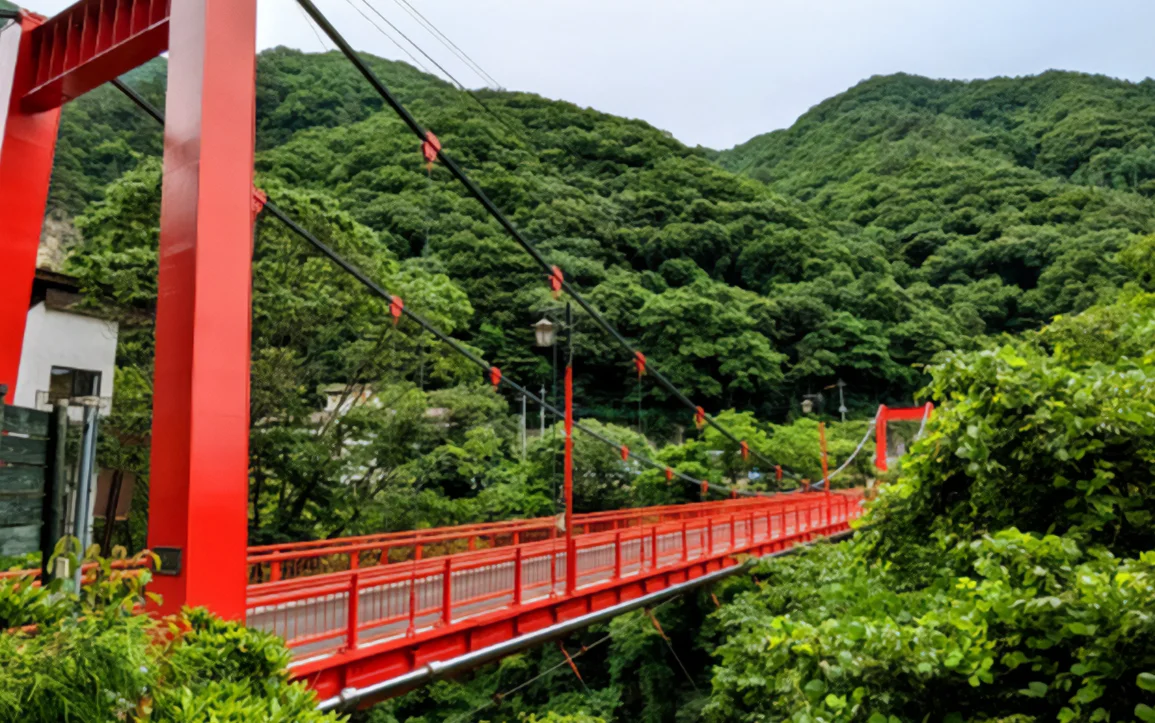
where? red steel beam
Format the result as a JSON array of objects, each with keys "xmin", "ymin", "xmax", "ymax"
[
  {"xmin": 0, "ymin": 12, "xmax": 63, "ymax": 403},
  {"xmin": 145, "ymin": 0, "xmax": 257, "ymax": 620},
  {"xmin": 21, "ymin": 0, "xmax": 171, "ymax": 112}
]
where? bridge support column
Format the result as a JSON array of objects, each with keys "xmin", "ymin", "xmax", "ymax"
[
  {"xmin": 0, "ymin": 12, "xmax": 61, "ymax": 404},
  {"xmin": 874, "ymin": 405, "xmax": 889, "ymax": 473},
  {"xmin": 146, "ymin": 0, "xmax": 258, "ymax": 620}
]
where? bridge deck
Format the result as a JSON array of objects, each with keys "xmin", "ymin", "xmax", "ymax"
[{"xmin": 245, "ymin": 490, "xmax": 863, "ymax": 700}]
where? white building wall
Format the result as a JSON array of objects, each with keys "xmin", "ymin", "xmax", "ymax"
[{"xmin": 13, "ymin": 302, "xmax": 119, "ymax": 414}]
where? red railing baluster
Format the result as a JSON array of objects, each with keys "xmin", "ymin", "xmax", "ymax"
[
  {"xmin": 407, "ymin": 562, "xmax": 417, "ymax": 634},
  {"xmin": 549, "ymin": 542, "xmax": 557, "ymax": 597},
  {"xmin": 441, "ymin": 557, "xmax": 452, "ymax": 626},
  {"xmin": 513, "ymin": 546, "xmax": 523, "ymax": 605},
  {"xmin": 614, "ymin": 530, "xmax": 622, "ymax": 579},
  {"xmin": 651, "ymin": 527, "xmax": 658, "ymax": 570},
  {"xmin": 681, "ymin": 521, "xmax": 688, "ymax": 562},
  {"xmin": 346, "ymin": 571, "xmax": 360, "ymax": 651}
]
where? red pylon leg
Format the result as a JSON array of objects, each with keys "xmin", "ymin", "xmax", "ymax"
[
  {"xmin": 146, "ymin": 0, "xmax": 258, "ymax": 620},
  {"xmin": 0, "ymin": 12, "xmax": 61, "ymax": 404}
]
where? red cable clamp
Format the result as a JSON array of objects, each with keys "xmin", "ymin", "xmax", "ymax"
[
  {"xmin": 694, "ymin": 406, "xmax": 706, "ymax": 429},
  {"xmin": 489, "ymin": 366, "xmax": 501, "ymax": 388},
  {"xmin": 557, "ymin": 642, "xmax": 583, "ymax": 682},
  {"xmin": 775, "ymin": 465, "xmax": 783, "ymax": 482},
  {"xmin": 740, "ymin": 440, "xmax": 749, "ymax": 461},
  {"xmin": 389, "ymin": 295, "xmax": 404, "ymax": 326},
  {"xmin": 620, "ymin": 445, "xmax": 629, "ymax": 462},
  {"xmin": 548, "ymin": 265, "xmax": 564, "ymax": 300},
  {"xmin": 634, "ymin": 351, "xmax": 646, "ymax": 378},
  {"xmin": 422, "ymin": 131, "xmax": 441, "ymax": 171},
  {"xmin": 646, "ymin": 608, "xmax": 670, "ymax": 642},
  {"xmin": 665, "ymin": 467, "xmax": 673, "ymax": 485},
  {"xmin": 730, "ymin": 489, "xmax": 738, "ymax": 500},
  {"xmin": 700, "ymin": 480, "xmax": 709, "ymax": 498},
  {"xmin": 251, "ymin": 187, "xmax": 268, "ymax": 221}
]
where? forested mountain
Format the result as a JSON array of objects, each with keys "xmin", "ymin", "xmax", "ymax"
[
  {"xmin": 718, "ymin": 71, "xmax": 1155, "ymax": 332},
  {"xmin": 51, "ymin": 53, "xmax": 1155, "ymax": 434},
  {"xmin": 12, "ymin": 39, "xmax": 1155, "ymax": 723}
]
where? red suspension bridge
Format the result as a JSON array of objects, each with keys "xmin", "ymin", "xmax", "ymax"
[
  {"xmin": 0, "ymin": 0, "xmax": 901, "ymax": 710},
  {"xmin": 249, "ymin": 491, "xmax": 861, "ymax": 704}
]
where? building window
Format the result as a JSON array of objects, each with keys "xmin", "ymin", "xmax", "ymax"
[{"xmin": 48, "ymin": 366, "xmax": 101, "ymax": 403}]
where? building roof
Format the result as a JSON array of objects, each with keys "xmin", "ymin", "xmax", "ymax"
[{"xmin": 30, "ymin": 267, "xmax": 82, "ymax": 310}]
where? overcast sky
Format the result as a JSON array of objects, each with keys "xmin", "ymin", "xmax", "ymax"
[{"xmin": 19, "ymin": 0, "xmax": 1155, "ymax": 148}]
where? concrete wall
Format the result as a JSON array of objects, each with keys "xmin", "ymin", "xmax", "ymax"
[{"xmin": 13, "ymin": 302, "xmax": 118, "ymax": 414}]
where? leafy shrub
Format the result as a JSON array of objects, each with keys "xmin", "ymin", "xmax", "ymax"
[
  {"xmin": 0, "ymin": 545, "xmax": 343, "ymax": 722},
  {"xmin": 708, "ymin": 293, "xmax": 1155, "ymax": 722},
  {"xmin": 707, "ymin": 532, "xmax": 1155, "ymax": 722},
  {"xmin": 863, "ymin": 292, "xmax": 1155, "ymax": 583}
]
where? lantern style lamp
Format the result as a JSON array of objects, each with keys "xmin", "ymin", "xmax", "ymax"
[{"xmin": 533, "ymin": 317, "xmax": 556, "ymax": 347}]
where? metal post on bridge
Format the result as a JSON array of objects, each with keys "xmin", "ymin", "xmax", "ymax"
[{"xmin": 563, "ymin": 302, "xmax": 576, "ymax": 596}]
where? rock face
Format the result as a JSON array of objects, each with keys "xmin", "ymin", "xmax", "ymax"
[{"xmin": 38, "ymin": 212, "xmax": 81, "ymax": 272}]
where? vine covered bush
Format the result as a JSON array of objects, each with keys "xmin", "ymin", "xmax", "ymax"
[
  {"xmin": 706, "ymin": 292, "xmax": 1155, "ymax": 722},
  {"xmin": 708, "ymin": 534, "xmax": 1155, "ymax": 722},
  {"xmin": 0, "ymin": 546, "xmax": 343, "ymax": 722}
]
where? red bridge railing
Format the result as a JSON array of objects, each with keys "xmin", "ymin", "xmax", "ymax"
[
  {"xmin": 245, "ymin": 495, "xmax": 795, "ymax": 584},
  {"xmin": 245, "ymin": 491, "xmax": 863, "ymax": 664}
]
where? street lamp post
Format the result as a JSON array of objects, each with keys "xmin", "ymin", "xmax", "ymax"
[
  {"xmin": 532, "ymin": 304, "xmax": 575, "ymax": 595},
  {"xmin": 562, "ymin": 302, "xmax": 574, "ymax": 595}
]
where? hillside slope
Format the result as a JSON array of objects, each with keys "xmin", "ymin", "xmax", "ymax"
[
  {"xmin": 719, "ymin": 71, "xmax": 1155, "ymax": 331},
  {"xmin": 52, "ymin": 57, "xmax": 1155, "ymax": 426}
]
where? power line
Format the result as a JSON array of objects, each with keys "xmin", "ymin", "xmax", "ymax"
[
  {"xmin": 296, "ymin": 2, "xmax": 330, "ymax": 52},
  {"xmin": 390, "ymin": 0, "xmax": 502, "ymax": 89},
  {"xmin": 358, "ymin": 0, "xmax": 465, "ymax": 89},
  {"xmin": 339, "ymin": 0, "xmax": 432, "ymax": 74},
  {"xmin": 293, "ymin": 0, "xmax": 799, "ymax": 481},
  {"xmin": 356, "ymin": 0, "xmax": 526, "ymax": 140}
]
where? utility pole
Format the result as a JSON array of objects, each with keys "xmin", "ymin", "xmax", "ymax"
[
  {"xmin": 819, "ymin": 421, "xmax": 832, "ymax": 527},
  {"xmin": 72, "ymin": 398, "xmax": 100, "ymax": 590},
  {"xmin": 563, "ymin": 301, "xmax": 576, "ymax": 596},
  {"xmin": 819, "ymin": 422, "xmax": 830, "ymax": 493},
  {"xmin": 520, "ymin": 394, "xmax": 527, "ymax": 459},
  {"xmin": 837, "ymin": 379, "xmax": 847, "ymax": 423}
]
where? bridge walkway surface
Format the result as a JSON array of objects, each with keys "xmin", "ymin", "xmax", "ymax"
[{"xmin": 244, "ymin": 490, "xmax": 864, "ymax": 701}]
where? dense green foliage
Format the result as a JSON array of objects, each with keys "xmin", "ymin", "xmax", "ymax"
[
  {"xmin": 53, "ymin": 56, "xmax": 1155, "ymax": 429},
  {"xmin": 0, "ymin": 546, "xmax": 340, "ymax": 722},
  {"xmin": 719, "ymin": 73, "xmax": 1155, "ymax": 338},
  {"xmin": 38, "ymin": 46, "xmax": 1155, "ymax": 721},
  {"xmin": 704, "ymin": 290, "xmax": 1155, "ymax": 722}
]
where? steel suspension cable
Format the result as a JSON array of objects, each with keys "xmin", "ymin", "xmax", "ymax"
[
  {"xmin": 294, "ymin": 0, "xmax": 797, "ymax": 479},
  {"xmin": 110, "ymin": 77, "xmax": 776, "ymax": 499},
  {"xmin": 826, "ymin": 409, "xmax": 878, "ymax": 481}
]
